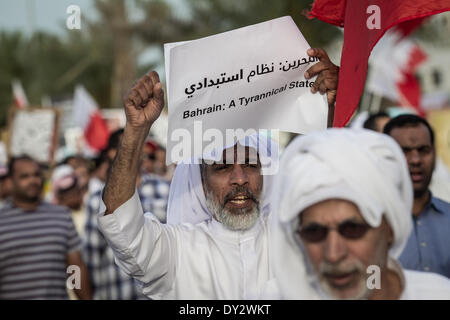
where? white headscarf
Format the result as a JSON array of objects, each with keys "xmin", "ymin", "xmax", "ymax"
[
  {"xmin": 167, "ymin": 133, "xmax": 279, "ymax": 224},
  {"xmin": 48, "ymin": 164, "xmax": 77, "ymax": 204},
  {"xmin": 269, "ymin": 128, "xmax": 413, "ymax": 299}
]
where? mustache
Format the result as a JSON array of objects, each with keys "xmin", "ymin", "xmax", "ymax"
[
  {"xmin": 222, "ymin": 186, "xmax": 259, "ymax": 207},
  {"xmin": 319, "ymin": 261, "xmax": 364, "ymax": 277}
]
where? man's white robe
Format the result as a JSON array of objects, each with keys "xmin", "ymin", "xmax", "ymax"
[{"xmin": 98, "ymin": 191, "xmax": 276, "ymax": 299}]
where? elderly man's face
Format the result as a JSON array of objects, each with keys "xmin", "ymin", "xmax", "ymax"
[
  {"xmin": 299, "ymin": 199, "xmax": 392, "ymax": 300},
  {"xmin": 202, "ymin": 146, "xmax": 263, "ymax": 231}
]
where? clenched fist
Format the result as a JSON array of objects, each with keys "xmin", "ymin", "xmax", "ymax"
[{"xmin": 123, "ymin": 71, "xmax": 165, "ymax": 128}]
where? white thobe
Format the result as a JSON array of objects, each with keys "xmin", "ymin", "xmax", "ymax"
[
  {"xmin": 267, "ymin": 258, "xmax": 450, "ymax": 300},
  {"xmin": 391, "ymin": 259, "xmax": 450, "ymax": 300},
  {"xmin": 313, "ymin": 259, "xmax": 450, "ymax": 300},
  {"xmin": 97, "ymin": 190, "xmax": 276, "ymax": 299}
]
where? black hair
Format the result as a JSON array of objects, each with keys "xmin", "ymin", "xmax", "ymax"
[
  {"xmin": 106, "ymin": 128, "xmax": 124, "ymax": 152},
  {"xmin": 93, "ymin": 149, "xmax": 111, "ymax": 170},
  {"xmin": 91, "ymin": 128, "xmax": 124, "ymax": 171},
  {"xmin": 363, "ymin": 112, "xmax": 390, "ymax": 131},
  {"xmin": 61, "ymin": 155, "xmax": 75, "ymax": 166},
  {"xmin": 383, "ymin": 114, "xmax": 435, "ymax": 146}
]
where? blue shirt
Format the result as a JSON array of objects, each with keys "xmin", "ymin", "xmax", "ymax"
[
  {"xmin": 399, "ymin": 195, "xmax": 450, "ymax": 278},
  {"xmin": 82, "ymin": 174, "xmax": 170, "ymax": 299},
  {"xmin": 138, "ymin": 174, "xmax": 170, "ymax": 223}
]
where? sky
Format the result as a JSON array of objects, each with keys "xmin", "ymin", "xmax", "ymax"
[
  {"xmin": 0, "ymin": 0, "xmax": 188, "ymax": 68},
  {"xmin": 0, "ymin": 0, "xmax": 187, "ymax": 36},
  {"xmin": 0, "ymin": 0, "xmax": 98, "ymax": 36}
]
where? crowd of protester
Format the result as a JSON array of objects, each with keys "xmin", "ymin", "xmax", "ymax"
[
  {"xmin": 0, "ymin": 59, "xmax": 449, "ymax": 299},
  {"xmin": 0, "ymin": 130, "xmax": 172, "ymax": 299},
  {"xmin": 1, "ymin": 110, "xmax": 449, "ymax": 300}
]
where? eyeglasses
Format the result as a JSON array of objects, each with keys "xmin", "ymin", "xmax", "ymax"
[{"xmin": 298, "ymin": 220, "xmax": 371, "ymax": 243}]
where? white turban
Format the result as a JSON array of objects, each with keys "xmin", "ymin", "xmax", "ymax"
[
  {"xmin": 167, "ymin": 133, "xmax": 279, "ymax": 224},
  {"xmin": 48, "ymin": 164, "xmax": 77, "ymax": 203},
  {"xmin": 269, "ymin": 128, "xmax": 413, "ymax": 299}
]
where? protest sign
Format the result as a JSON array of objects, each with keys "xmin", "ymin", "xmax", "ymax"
[
  {"xmin": 164, "ymin": 16, "xmax": 328, "ymax": 165},
  {"xmin": 8, "ymin": 107, "xmax": 59, "ymax": 164}
]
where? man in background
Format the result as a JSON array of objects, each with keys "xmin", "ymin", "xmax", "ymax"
[
  {"xmin": 384, "ymin": 114, "xmax": 450, "ymax": 278},
  {"xmin": 51, "ymin": 164, "xmax": 85, "ymax": 236},
  {"xmin": 82, "ymin": 131, "xmax": 169, "ymax": 299},
  {"xmin": 0, "ymin": 156, "xmax": 92, "ymax": 299},
  {"xmin": 363, "ymin": 111, "xmax": 390, "ymax": 133}
]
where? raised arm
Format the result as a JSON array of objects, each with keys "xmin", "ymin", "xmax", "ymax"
[
  {"xmin": 103, "ymin": 71, "xmax": 164, "ymax": 215},
  {"xmin": 304, "ymin": 48, "xmax": 339, "ymax": 128}
]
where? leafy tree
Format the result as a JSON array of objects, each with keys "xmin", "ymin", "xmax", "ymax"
[
  {"xmin": 0, "ymin": 0, "xmax": 340, "ymax": 129},
  {"xmin": 185, "ymin": 0, "xmax": 340, "ymax": 48}
]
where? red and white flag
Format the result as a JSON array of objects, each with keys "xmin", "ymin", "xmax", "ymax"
[
  {"xmin": 12, "ymin": 80, "xmax": 29, "ymax": 109},
  {"xmin": 73, "ymin": 85, "xmax": 110, "ymax": 154},
  {"xmin": 309, "ymin": 0, "xmax": 450, "ymax": 126},
  {"xmin": 367, "ymin": 29, "xmax": 427, "ymax": 115}
]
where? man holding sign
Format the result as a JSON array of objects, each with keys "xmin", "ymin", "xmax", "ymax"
[{"xmin": 97, "ymin": 39, "xmax": 338, "ymax": 299}]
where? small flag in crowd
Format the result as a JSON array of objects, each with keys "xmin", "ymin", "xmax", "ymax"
[
  {"xmin": 367, "ymin": 29, "xmax": 427, "ymax": 116},
  {"xmin": 12, "ymin": 80, "xmax": 29, "ymax": 109},
  {"xmin": 73, "ymin": 85, "xmax": 110, "ymax": 153}
]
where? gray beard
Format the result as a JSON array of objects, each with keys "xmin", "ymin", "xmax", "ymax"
[
  {"xmin": 317, "ymin": 260, "xmax": 371, "ymax": 300},
  {"xmin": 205, "ymin": 189, "xmax": 260, "ymax": 231}
]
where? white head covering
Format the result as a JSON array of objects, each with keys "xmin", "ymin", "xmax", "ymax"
[
  {"xmin": 269, "ymin": 128, "xmax": 413, "ymax": 299},
  {"xmin": 49, "ymin": 165, "xmax": 77, "ymax": 203},
  {"xmin": 167, "ymin": 133, "xmax": 279, "ymax": 224}
]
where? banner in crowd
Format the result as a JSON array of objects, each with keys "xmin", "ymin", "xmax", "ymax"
[{"xmin": 8, "ymin": 108, "xmax": 59, "ymax": 164}]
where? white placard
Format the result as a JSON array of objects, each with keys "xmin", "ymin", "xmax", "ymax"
[
  {"xmin": 164, "ymin": 16, "xmax": 328, "ymax": 164},
  {"xmin": 9, "ymin": 109, "xmax": 57, "ymax": 163}
]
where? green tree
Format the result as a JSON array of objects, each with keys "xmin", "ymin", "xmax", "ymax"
[
  {"xmin": 185, "ymin": 0, "xmax": 339, "ymax": 48},
  {"xmin": 0, "ymin": 30, "xmax": 115, "ymax": 129},
  {"xmin": 0, "ymin": 0, "xmax": 340, "ymax": 129}
]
